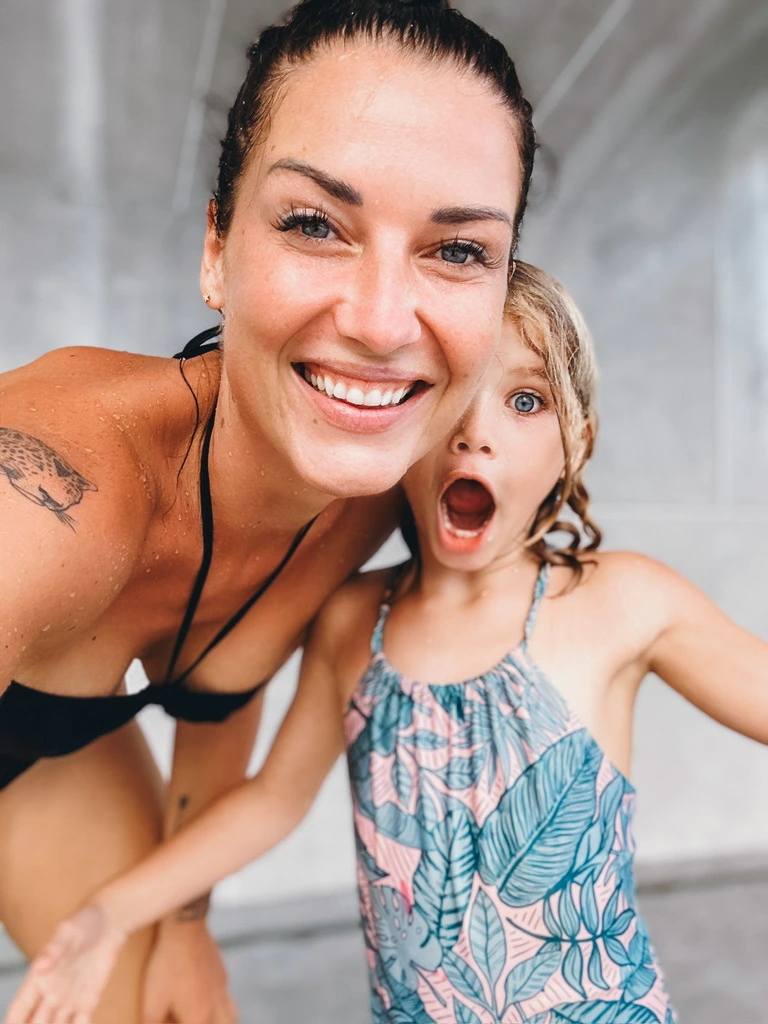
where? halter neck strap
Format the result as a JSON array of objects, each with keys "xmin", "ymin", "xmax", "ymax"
[
  {"xmin": 174, "ymin": 324, "xmax": 222, "ymax": 361},
  {"xmin": 163, "ymin": 395, "xmax": 317, "ymax": 687},
  {"xmin": 522, "ymin": 562, "xmax": 550, "ymax": 649}
]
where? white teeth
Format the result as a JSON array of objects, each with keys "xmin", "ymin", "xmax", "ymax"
[{"xmin": 303, "ymin": 369, "xmax": 415, "ymax": 409}]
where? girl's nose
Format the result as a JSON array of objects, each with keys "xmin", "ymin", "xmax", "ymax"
[
  {"xmin": 333, "ymin": 249, "xmax": 421, "ymax": 355},
  {"xmin": 449, "ymin": 408, "xmax": 495, "ymax": 457}
]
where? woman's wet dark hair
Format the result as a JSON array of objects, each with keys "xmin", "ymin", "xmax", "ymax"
[{"xmin": 214, "ymin": 0, "xmax": 536, "ymax": 247}]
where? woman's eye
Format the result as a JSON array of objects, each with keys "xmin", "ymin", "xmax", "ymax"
[
  {"xmin": 511, "ymin": 392, "xmax": 543, "ymax": 414},
  {"xmin": 277, "ymin": 210, "xmax": 335, "ymax": 241},
  {"xmin": 300, "ymin": 217, "xmax": 331, "ymax": 239},
  {"xmin": 439, "ymin": 240, "xmax": 488, "ymax": 266}
]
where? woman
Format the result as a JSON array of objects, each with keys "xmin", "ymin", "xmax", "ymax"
[{"xmin": 0, "ymin": 0, "xmax": 534, "ymax": 1021}]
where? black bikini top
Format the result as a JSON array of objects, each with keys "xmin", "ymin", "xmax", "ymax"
[{"xmin": 0, "ymin": 326, "xmax": 316, "ymax": 789}]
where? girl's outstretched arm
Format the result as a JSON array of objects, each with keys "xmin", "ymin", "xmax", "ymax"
[
  {"xmin": 5, "ymin": 611, "xmax": 347, "ymax": 1024},
  {"xmin": 633, "ymin": 555, "xmax": 768, "ymax": 744}
]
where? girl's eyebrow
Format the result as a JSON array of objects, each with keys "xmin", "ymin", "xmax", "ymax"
[
  {"xmin": 505, "ymin": 362, "xmax": 550, "ymax": 382},
  {"xmin": 267, "ymin": 158, "xmax": 364, "ymax": 206}
]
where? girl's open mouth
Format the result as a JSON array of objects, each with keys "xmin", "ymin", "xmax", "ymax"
[{"xmin": 439, "ymin": 477, "xmax": 496, "ymax": 551}]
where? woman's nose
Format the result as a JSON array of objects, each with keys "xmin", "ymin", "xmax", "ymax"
[{"xmin": 333, "ymin": 249, "xmax": 421, "ymax": 355}]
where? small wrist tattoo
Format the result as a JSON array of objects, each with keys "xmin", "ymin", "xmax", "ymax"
[{"xmin": 176, "ymin": 892, "xmax": 211, "ymax": 922}]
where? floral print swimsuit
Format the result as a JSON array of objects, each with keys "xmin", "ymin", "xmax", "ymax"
[{"xmin": 344, "ymin": 565, "xmax": 678, "ymax": 1024}]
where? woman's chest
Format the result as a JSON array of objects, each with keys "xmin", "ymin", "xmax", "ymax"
[{"xmin": 18, "ymin": 506, "xmax": 390, "ymax": 696}]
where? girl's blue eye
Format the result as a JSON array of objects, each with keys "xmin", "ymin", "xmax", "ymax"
[{"xmin": 511, "ymin": 392, "xmax": 542, "ymax": 414}]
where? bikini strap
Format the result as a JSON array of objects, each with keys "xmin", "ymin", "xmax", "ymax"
[
  {"xmin": 370, "ymin": 562, "xmax": 410, "ymax": 657},
  {"xmin": 163, "ymin": 406, "xmax": 217, "ymax": 685},
  {"xmin": 164, "ymin": 397, "xmax": 317, "ymax": 686},
  {"xmin": 522, "ymin": 561, "xmax": 550, "ymax": 649},
  {"xmin": 174, "ymin": 324, "xmax": 222, "ymax": 360},
  {"xmin": 370, "ymin": 603, "xmax": 391, "ymax": 657}
]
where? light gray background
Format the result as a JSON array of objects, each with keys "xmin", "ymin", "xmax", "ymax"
[{"xmin": 2, "ymin": 1, "xmax": 768, "ymax": 1016}]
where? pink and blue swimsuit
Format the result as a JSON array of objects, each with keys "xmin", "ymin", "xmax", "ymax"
[{"xmin": 344, "ymin": 564, "xmax": 677, "ymax": 1024}]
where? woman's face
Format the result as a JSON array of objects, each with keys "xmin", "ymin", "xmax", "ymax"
[
  {"xmin": 403, "ymin": 320, "xmax": 566, "ymax": 573},
  {"xmin": 202, "ymin": 42, "xmax": 523, "ymax": 498}
]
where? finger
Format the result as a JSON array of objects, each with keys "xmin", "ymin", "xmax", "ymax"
[
  {"xmin": 33, "ymin": 993, "xmax": 67, "ymax": 1024},
  {"xmin": 5, "ymin": 979, "xmax": 43, "ymax": 1024},
  {"xmin": 217, "ymin": 993, "xmax": 239, "ymax": 1024}
]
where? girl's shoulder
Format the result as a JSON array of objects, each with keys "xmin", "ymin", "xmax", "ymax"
[
  {"xmin": 547, "ymin": 548, "xmax": 694, "ymax": 648},
  {"xmin": 310, "ymin": 563, "xmax": 410, "ymax": 678}
]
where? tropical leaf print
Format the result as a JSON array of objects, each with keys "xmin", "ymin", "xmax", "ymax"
[
  {"xmin": 562, "ymin": 942, "xmax": 587, "ymax": 998},
  {"xmin": 454, "ymin": 998, "xmax": 483, "ymax": 1024},
  {"xmin": 348, "ymin": 593, "xmax": 677, "ymax": 1024},
  {"xmin": 371, "ymin": 886, "xmax": 442, "ymax": 990},
  {"xmin": 479, "ymin": 730, "xmax": 603, "ymax": 906},
  {"xmin": 503, "ymin": 942, "xmax": 561, "ymax": 1003},
  {"xmin": 468, "ymin": 889, "xmax": 506, "ymax": 995},
  {"xmin": 379, "ymin": 974, "xmax": 434, "ymax": 1023},
  {"xmin": 392, "ymin": 755, "xmax": 413, "ymax": 808},
  {"xmin": 581, "ymin": 876, "xmax": 600, "ymax": 936},
  {"xmin": 376, "ymin": 802, "xmax": 423, "ymax": 849},
  {"xmin": 587, "ymin": 940, "xmax": 610, "ymax": 990},
  {"xmin": 547, "ymin": 1000, "xmax": 662, "ymax": 1023},
  {"xmin": 413, "ymin": 804, "xmax": 476, "ymax": 952},
  {"xmin": 356, "ymin": 832, "xmax": 388, "ymax": 883},
  {"xmin": 442, "ymin": 949, "xmax": 492, "ymax": 1012}
]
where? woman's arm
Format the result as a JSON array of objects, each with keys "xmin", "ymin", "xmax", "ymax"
[
  {"xmin": 5, "ymin": 610, "xmax": 348, "ymax": 1024},
  {"xmin": 628, "ymin": 555, "xmax": 768, "ymax": 744}
]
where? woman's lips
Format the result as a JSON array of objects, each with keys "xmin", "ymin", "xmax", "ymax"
[
  {"xmin": 299, "ymin": 362, "xmax": 420, "ymax": 408},
  {"xmin": 292, "ymin": 363, "xmax": 431, "ymax": 435}
]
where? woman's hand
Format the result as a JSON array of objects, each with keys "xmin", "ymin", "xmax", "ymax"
[
  {"xmin": 5, "ymin": 905, "xmax": 128, "ymax": 1024},
  {"xmin": 142, "ymin": 917, "xmax": 238, "ymax": 1024}
]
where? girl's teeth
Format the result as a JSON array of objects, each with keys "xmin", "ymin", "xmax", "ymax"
[
  {"xmin": 332, "ymin": 381, "xmax": 347, "ymax": 400},
  {"xmin": 381, "ymin": 390, "xmax": 394, "ymax": 406},
  {"xmin": 392, "ymin": 387, "xmax": 404, "ymax": 405},
  {"xmin": 324, "ymin": 375, "xmax": 333, "ymax": 395},
  {"xmin": 311, "ymin": 373, "xmax": 318, "ymax": 387},
  {"xmin": 346, "ymin": 387, "xmax": 365, "ymax": 406},
  {"xmin": 364, "ymin": 389, "xmax": 382, "ymax": 407}
]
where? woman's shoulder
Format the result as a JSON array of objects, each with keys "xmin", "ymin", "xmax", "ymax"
[{"xmin": 0, "ymin": 347, "xmax": 174, "ymax": 541}]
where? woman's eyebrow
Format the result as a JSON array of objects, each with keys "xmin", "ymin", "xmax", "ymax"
[
  {"xmin": 267, "ymin": 158, "xmax": 364, "ymax": 206},
  {"xmin": 431, "ymin": 206, "xmax": 513, "ymax": 229}
]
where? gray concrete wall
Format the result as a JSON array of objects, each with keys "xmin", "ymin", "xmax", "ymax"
[{"xmin": 2, "ymin": 0, "xmax": 768, "ymax": 908}]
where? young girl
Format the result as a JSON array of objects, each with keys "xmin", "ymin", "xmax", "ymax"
[{"xmin": 10, "ymin": 264, "xmax": 768, "ymax": 1024}]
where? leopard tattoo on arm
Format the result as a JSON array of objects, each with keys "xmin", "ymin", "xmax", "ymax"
[{"xmin": 0, "ymin": 427, "xmax": 97, "ymax": 529}]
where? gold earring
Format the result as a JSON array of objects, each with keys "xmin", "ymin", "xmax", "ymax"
[{"xmin": 203, "ymin": 293, "xmax": 211, "ymax": 305}]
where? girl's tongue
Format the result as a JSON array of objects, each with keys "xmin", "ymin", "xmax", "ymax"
[{"xmin": 441, "ymin": 479, "xmax": 495, "ymax": 534}]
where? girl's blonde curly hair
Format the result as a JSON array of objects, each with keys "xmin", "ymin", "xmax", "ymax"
[{"xmin": 507, "ymin": 261, "xmax": 601, "ymax": 585}]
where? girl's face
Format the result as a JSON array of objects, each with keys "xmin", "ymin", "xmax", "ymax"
[
  {"xmin": 403, "ymin": 320, "xmax": 566, "ymax": 573},
  {"xmin": 202, "ymin": 42, "xmax": 522, "ymax": 498}
]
